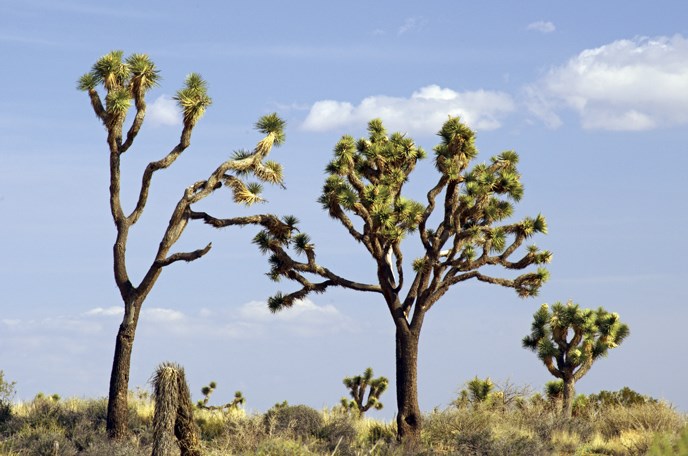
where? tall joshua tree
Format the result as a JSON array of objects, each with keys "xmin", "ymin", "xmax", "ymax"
[
  {"xmin": 522, "ymin": 301, "xmax": 630, "ymax": 417},
  {"xmin": 236, "ymin": 118, "xmax": 551, "ymax": 443},
  {"xmin": 78, "ymin": 51, "xmax": 287, "ymax": 438}
]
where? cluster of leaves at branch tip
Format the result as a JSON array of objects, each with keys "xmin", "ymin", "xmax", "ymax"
[
  {"xmin": 196, "ymin": 381, "xmax": 245, "ymax": 411},
  {"xmin": 77, "ymin": 50, "xmax": 212, "ymax": 128},
  {"xmin": 340, "ymin": 368, "xmax": 389, "ymax": 417}
]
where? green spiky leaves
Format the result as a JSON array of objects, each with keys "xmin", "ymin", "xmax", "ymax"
[
  {"xmin": 342, "ymin": 367, "xmax": 389, "ymax": 416},
  {"xmin": 78, "ymin": 51, "xmax": 159, "ymax": 96},
  {"xmin": 127, "ymin": 53, "xmax": 160, "ymax": 92},
  {"xmin": 174, "ymin": 73, "xmax": 212, "ymax": 126},
  {"xmin": 523, "ymin": 301, "xmax": 630, "ymax": 385},
  {"xmin": 255, "ymin": 113, "xmax": 286, "ymax": 146}
]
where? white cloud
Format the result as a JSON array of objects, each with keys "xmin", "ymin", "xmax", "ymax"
[
  {"xmin": 147, "ymin": 95, "xmax": 181, "ymax": 127},
  {"xmin": 302, "ymin": 85, "xmax": 515, "ymax": 134},
  {"xmin": 84, "ymin": 306, "xmax": 122, "ymax": 317},
  {"xmin": 237, "ymin": 299, "xmax": 354, "ymax": 336},
  {"xmin": 525, "ymin": 34, "xmax": 688, "ymax": 130},
  {"xmin": 142, "ymin": 307, "xmax": 185, "ymax": 323},
  {"xmin": 398, "ymin": 17, "xmax": 428, "ymax": 35},
  {"xmin": 527, "ymin": 21, "xmax": 556, "ymax": 33}
]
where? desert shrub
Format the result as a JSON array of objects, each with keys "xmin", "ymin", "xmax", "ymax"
[
  {"xmin": 596, "ymin": 403, "xmax": 685, "ymax": 439},
  {"xmin": 5, "ymin": 424, "xmax": 78, "ymax": 456},
  {"xmin": 79, "ymin": 439, "xmax": 149, "ymax": 456},
  {"xmin": 590, "ymin": 387, "xmax": 657, "ymax": 409},
  {"xmin": 263, "ymin": 404, "xmax": 323, "ymax": 439},
  {"xmin": 255, "ymin": 436, "xmax": 318, "ymax": 455},
  {"xmin": 362, "ymin": 419, "xmax": 397, "ymax": 446},
  {"xmin": 0, "ymin": 371, "xmax": 15, "ymax": 428},
  {"xmin": 318, "ymin": 413, "xmax": 357, "ymax": 455},
  {"xmin": 422, "ymin": 408, "xmax": 496, "ymax": 454},
  {"xmin": 648, "ymin": 425, "xmax": 688, "ymax": 456}
]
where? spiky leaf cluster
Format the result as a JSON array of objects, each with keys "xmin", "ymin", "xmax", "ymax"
[
  {"xmin": 341, "ymin": 367, "xmax": 389, "ymax": 416},
  {"xmin": 523, "ymin": 301, "xmax": 630, "ymax": 382},
  {"xmin": 319, "ymin": 119, "xmax": 426, "ymax": 245},
  {"xmin": 77, "ymin": 51, "xmax": 161, "ymax": 126},
  {"xmin": 174, "ymin": 73, "xmax": 212, "ymax": 126}
]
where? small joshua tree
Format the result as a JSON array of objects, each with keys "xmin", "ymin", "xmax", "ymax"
[
  {"xmin": 196, "ymin": 381, "xmax": 245, "ymax": 411},
  {"xmin": 340, "ymin": 368, "xmax": 388, "ymax": 416},
  {"xmin": 523, "ymin": 301, "xmax": 629, "ymax": 417}
]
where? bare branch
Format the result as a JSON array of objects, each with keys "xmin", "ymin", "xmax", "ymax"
[
  {"xmin": 87, "ymin": 88, "xmax": 107, "ymax": 123},
  {"xmin": 155, "ymin": 243, "xmax": 212, "ymax": 267},
  {"xmin": 119, "ymin": 87, "xmax": 146, "ymax": 154},
  {"xmin": 127, "ymin": 125, "xmax": 193, "ymax": 224}
]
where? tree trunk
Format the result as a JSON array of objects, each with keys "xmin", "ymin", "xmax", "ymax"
[
  {"xmin": 562, "ymin": 377, "xmax": 575, "ymax": 418},
  {"xmin": 106, "ymin": 303, "xmax": 141, "ymax": 439},
  {"xmin": 395, "ymin": 326, "xmax": 421, "ymax": 445}
]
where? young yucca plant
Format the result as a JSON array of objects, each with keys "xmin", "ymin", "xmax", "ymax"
[
  {"xmin": 340, "ymin": 368, "xmax": 388, "ymax": 417},
  {"xmin": 523, "ymin": 301, "xmax": 630, "ymax": 418}
]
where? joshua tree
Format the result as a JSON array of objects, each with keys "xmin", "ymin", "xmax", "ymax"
[
  {"xmin": 78, "ymin": 51, "xmax": 287, "ymax": 438},
  {"xmin": 523, "ymin": 301, "xmax": 630, "ymax": 417},
  {"xmin": 196, "ymin": 381, "xmax": 245, "ymax": 411},
  {"xmin": 151, "ymin": 363, "xmax": 201, "ymax": 456},
  {"xmin": 234, "ymin": 118, "xmax": 551, "ymax": 444},
  {"xmin": 341, "ymin": 367, "xmax": 388, "ymax": 416}
]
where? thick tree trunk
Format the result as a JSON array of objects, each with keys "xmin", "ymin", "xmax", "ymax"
[
  {"xmin": 562, "ymin": 377, "xmax": 575, "ymax": 418},
  {"xmin": 106, "ymin": 303, "xmax": 141, "ymax": 439},
  {"xmin": 395, "ymin": 326, "xmax": 421, "ymax": 445}
]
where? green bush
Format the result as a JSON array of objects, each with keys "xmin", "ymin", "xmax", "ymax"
[
  {"xmin": 263, "ymin": 404, "xmax": 323, "ymax": 439},
  {"xmin": 319, "ymin": 413, "xmax": 357, "ymax": 455}
]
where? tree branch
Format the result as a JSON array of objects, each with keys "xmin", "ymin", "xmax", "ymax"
[
  {"xmin": 155, "ymin": 243, "xmax": 212, "ymax": 267},
  {"xmin": 127, "ymin": 125, "xmax": 193, "ymax": 224}
]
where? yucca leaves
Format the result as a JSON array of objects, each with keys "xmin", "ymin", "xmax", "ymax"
[
  {"xmin": 77, "ymin": 72, "xmax": 98, "ymax": 91},
  {"xmin": 255, "ymin": 113, "xmax": 286, "ymax": 146},
  {"xmin": 92, "ymin": 50, "xmax": 129, "ymax": 90},
  {"xmin": 174, "ymin": 73, "xmax": 212, "ymax": 125},
  {"xmin": 105, "ymin": 87, "xmax": 132, "ymax": 118},
  {"xmin": 127, "ymin": 53, "xmax": 160, "ymax": 92},
  {"xmin": 524, "ymin": 300, "xmax": 629, "ymax": 391}
]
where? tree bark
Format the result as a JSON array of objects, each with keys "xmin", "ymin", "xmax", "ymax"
[
  {"xmin": 395, "ymin": 326, "xmax": 421, "ymax": 446},
  {"xmin": 562, "ymin": 377, "xmax": 575, "ymax": 418},
  {"xmin": 106, "ymin": 299, "xmax": 142, "ymax": 439}
]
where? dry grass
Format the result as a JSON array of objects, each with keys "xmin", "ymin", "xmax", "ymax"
[{"xmin": 0, "ymin": 392, "xmax": 685, "ymax": 455}]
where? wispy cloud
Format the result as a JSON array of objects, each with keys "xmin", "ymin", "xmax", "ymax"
[
  {"xmin": 302, "ymin": 85, "xmax": 515, "ymax": 134},
  {"xmin": 398, "ymin": 17, "xmax": 428, "ymax": 35},
  {"xmin": 147, "ymin": 95, "xmax": 181, "ymax": 127},
  {"xmin": 527, "ymin": 21, "xmax": 556, "ymax": 33},
  {"xmin": 525, "ymin": 34, "xmax": 688, "ymax": 130}
]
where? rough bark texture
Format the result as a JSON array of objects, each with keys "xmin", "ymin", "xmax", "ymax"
[
  {"xmin": 395, "ymin": 327, "xmax": 421, "ymax": 445},
  {"xmin": 562, "ymin": 377, "xmax": 575, "ymax": 419},
  {"xmin": 106, "ymin": 312, "xmax": 136, "ymax": 438}
]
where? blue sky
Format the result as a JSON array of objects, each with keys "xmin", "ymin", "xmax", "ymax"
[{"xmin": 1, "ymin": 0, "xmax": 687, "ymax": 416}]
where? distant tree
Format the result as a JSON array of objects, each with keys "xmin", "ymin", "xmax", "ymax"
[
  {"xmin": 196, "ymin": 381, "xmax": 245, "ymax": 411},
  {"xmin": 78, "ymin": 51, "xmax": 287, "ymax": 439},
  {"xmin": 340, "ymin": 367, "xmax": 388, "ymax": 416},
  {"xmin": 236, "ymin": 118, "xmax": 551, "ymax": 444},
  {"xmin": 523, "ymin": 301, "xmax": 630, "ymax": 417}
]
